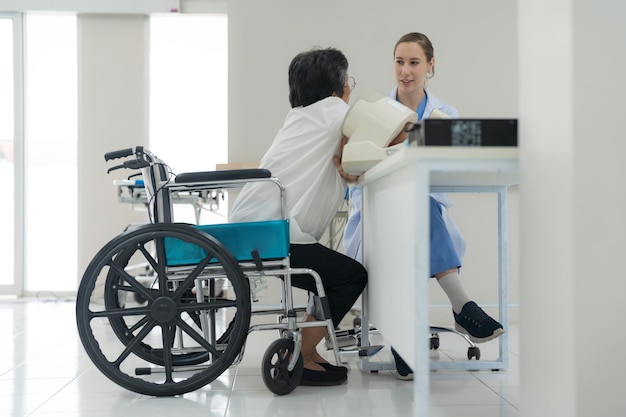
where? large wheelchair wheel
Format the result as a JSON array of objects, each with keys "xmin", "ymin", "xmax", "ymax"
[
  {"xmin": 103, "ymin": 245, "xmax": 213, "ymax": 367},
  {"xmin": 76, "ymin": 223, "xmax": 251, "ymax": 396}
]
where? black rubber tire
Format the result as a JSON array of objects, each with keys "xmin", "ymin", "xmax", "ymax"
[
  {"xmin": 76, "ymin": 223, "xmax": 251, "ymax": 396},
  {"xmin": 261, "ymin": 338, "xmax": 303, "ymax": 395}
]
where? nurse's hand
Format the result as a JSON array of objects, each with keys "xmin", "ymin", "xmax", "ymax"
[{"xmin": 333, "ymin": 155, "xmax": 359, "ymax": 183}]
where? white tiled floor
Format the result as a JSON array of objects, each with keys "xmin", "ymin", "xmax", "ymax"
[{"xmin": 1, "ymin": 298, "xmax": 520, "ymax": 417}]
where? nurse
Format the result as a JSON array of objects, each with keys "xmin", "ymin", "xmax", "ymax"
[{"xmin": 342, "ymin": 32, "xmax": 504, "ymax": 380}]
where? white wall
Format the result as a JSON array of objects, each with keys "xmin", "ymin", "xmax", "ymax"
[
  {"xmin": 228, "ymin": 0, "xmax": 518, "ymax": 163},
  {"xmin": 228, "ymin": 0, "xmax": 520, "ymax": 324},
  {"xmin": 77, "ymin": 14, "xmax": 148, "ymax": 275},
  {"xmin": 519, "ymin": 0, "xmax": 626, "ymax": 416}
]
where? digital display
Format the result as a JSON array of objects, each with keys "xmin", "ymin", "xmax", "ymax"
[{"xmin": 413, "ymin": 119, "xmax": 518, "ymax": 147}]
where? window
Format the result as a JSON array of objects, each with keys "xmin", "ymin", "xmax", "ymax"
[
  {"xmin": 0, "ymin": 15, "xmax": 18, "ymax": 291},
  {"xmin": 149, "ymin": 14, "xmax": 228, "ymax": 224},
  {"xmin": 24, "ymin": 14, "xmax": 78, "ymax": 293},
  {"xmin": 3, "ymin": 12, "xmax": 228, "ymax": 295}
]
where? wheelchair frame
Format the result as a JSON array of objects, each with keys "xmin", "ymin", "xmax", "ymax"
[{"xmin": 75, "ymin": 146, "xmax": 343, "ymax": 396}]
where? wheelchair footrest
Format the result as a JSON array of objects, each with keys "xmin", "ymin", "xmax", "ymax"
[
  {"xmin": 325, "ymin": 328, "xmax": 361, "ymax": 350},
  {"xmin": 325, "ymin": 334, "xmax": 360, "ymax": 350},
  {"xmin": 359, "ymin": 345, "xmax": 385, "ymax": 357}
]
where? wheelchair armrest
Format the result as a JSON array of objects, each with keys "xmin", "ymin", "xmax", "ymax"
[{"xmin": 175, "ymin": 169, "xmax": 271, "ymax": 184}]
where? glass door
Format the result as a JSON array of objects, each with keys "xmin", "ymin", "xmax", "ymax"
[{"xmin": 0, "ymin": 13, "xmax": 23, "ymax": 295}]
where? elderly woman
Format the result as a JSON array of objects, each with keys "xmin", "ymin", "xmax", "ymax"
[{"xmin": 230, "ymin": 47, "xmax": 367, "ymax": 387}]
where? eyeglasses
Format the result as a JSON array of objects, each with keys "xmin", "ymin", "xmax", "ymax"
[{"xmin": 347, "ymin": 76, "xmax": 356, "ymax": 91}]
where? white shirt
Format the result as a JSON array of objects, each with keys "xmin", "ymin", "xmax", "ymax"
[{"xmin": 230, "ymin": 96, "xmax": 348, "ymax": 244}]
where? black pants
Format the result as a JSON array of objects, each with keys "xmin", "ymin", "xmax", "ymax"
[{"xmin": 289, "ymin": 243, "xmax": 368, "ymax": 328}]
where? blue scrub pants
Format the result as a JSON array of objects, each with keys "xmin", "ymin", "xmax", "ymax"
[{"xmin": 429, "ymin": 196, "xmax": 461, "ymax": 277}]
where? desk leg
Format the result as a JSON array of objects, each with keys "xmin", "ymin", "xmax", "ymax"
[
  {"xmin": 497, "ymin": 187, "xmax": 510, "ymax": 368},
  {"xmin": 414, "ymin": 167, "xmax": 431, "ymax": 417},
  {"xmin": 427, "ymin": 185, "xmax": 511, "ymax": 371},
  {"xmin": 358, "ymin": 290, "xmax": 396, "ymax": 372}
]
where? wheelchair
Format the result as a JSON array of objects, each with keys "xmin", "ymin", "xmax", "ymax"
[{"xmin": 75, "ymin": 146, "xmax": 343, "ymax": 396}]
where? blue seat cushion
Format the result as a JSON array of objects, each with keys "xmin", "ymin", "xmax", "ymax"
[{"xmin": 164, "ymin": 220, "xmax": 289, "ymax": 266}]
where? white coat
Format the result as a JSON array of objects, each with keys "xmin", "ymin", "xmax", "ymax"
[{"xmin": 343, "ymin": 88, "xmax": 466, "ymax": 264}]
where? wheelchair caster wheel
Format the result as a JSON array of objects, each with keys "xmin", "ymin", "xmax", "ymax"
[
  {"xmin": 468, "ymin": 346, "xmax": 481, "ymax": 360},
  {"xmin": 262, "ymin": 338, "xmax": 303, "ymax": 395},
  {"xmin": 430, "ymin": 334, "xmax": 440, "ymax": 350}
]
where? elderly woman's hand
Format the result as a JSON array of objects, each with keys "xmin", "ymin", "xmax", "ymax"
[{"xmin": 333, "ymin": 155, "xmax": 359, "ymax": 183}]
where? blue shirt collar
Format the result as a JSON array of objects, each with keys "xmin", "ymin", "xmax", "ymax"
[
  {"xmin": 394, "ymin": 88, "xmax": 428, "ymax": 120},
  {"xmin": 416, "ymin": 93, "xmax": 427, "ymax": 120}
]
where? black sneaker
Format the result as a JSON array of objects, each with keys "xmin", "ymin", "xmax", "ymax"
[
  {"xmin": 390, "ymin": 347, "xmax": 413, "ymax": 381},
  {"xmin": 453, "ymin": 301, "xmax": 505, "ymax": 343}
]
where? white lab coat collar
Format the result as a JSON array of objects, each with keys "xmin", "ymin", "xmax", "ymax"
[{"xmin": 388, "ymin": 87, "xmax": 459, "ymax": 119}]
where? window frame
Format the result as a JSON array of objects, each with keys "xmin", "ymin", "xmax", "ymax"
[{"xmin": 0, "ymin": 12, "xmax": 24, "ymax": 296}]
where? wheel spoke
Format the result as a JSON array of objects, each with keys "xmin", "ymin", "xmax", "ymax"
[
  {"xmin": 153, "ymin": 237, "xmax": 170, "ymax": 297},
  {"xmin": 173, "ymin": 316, "xmax": 222, "ymax": 358},
  {"xmin": 125, "ymin": 315, "xmax": 150, "ymax": 334},
  {"xmin": 90, "ymin": 306, "xmax": 151, "ymax": 319},
  {"xmin": 171, "ymin": 255, "xmax": 213, "ymax": 301},
  {"xmin": 161, "ymin": 325, "xmax": 175, "ymax": 383},
  {"xmin": 137, "ymin": 242, "xmax": 159, "ymax": 273},
  {"xmin": 112, "ymin": 318, "xmax": 157, "ymax": 367},
  {"xmin": 108, "ymin": 260, "xmax": 156, "ymax": 303}
]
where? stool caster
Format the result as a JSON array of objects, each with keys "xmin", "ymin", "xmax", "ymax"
[{"xmin": 467, "ymin": 346, "xmax": 481, "ymax": 360}]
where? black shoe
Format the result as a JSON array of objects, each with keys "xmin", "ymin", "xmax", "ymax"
[
  {"xmin": 299, "ymin": 368, "xmax": 347, "ymax": 386},
  {"xmin": 317, "ymin": 362, "xmax": 349, "ymax": 374},
  {"xmin": 390, "ymin": 347, "xmax": 413, "ymax": 381},
  {"xmin": 454, "ymin": 301, "xmax": 505, "ymax": 343}
]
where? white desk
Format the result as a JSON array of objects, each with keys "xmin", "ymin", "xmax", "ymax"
[{"xmin": 357, "ymin": 146, "xmax": 518, "ymax": 417}]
